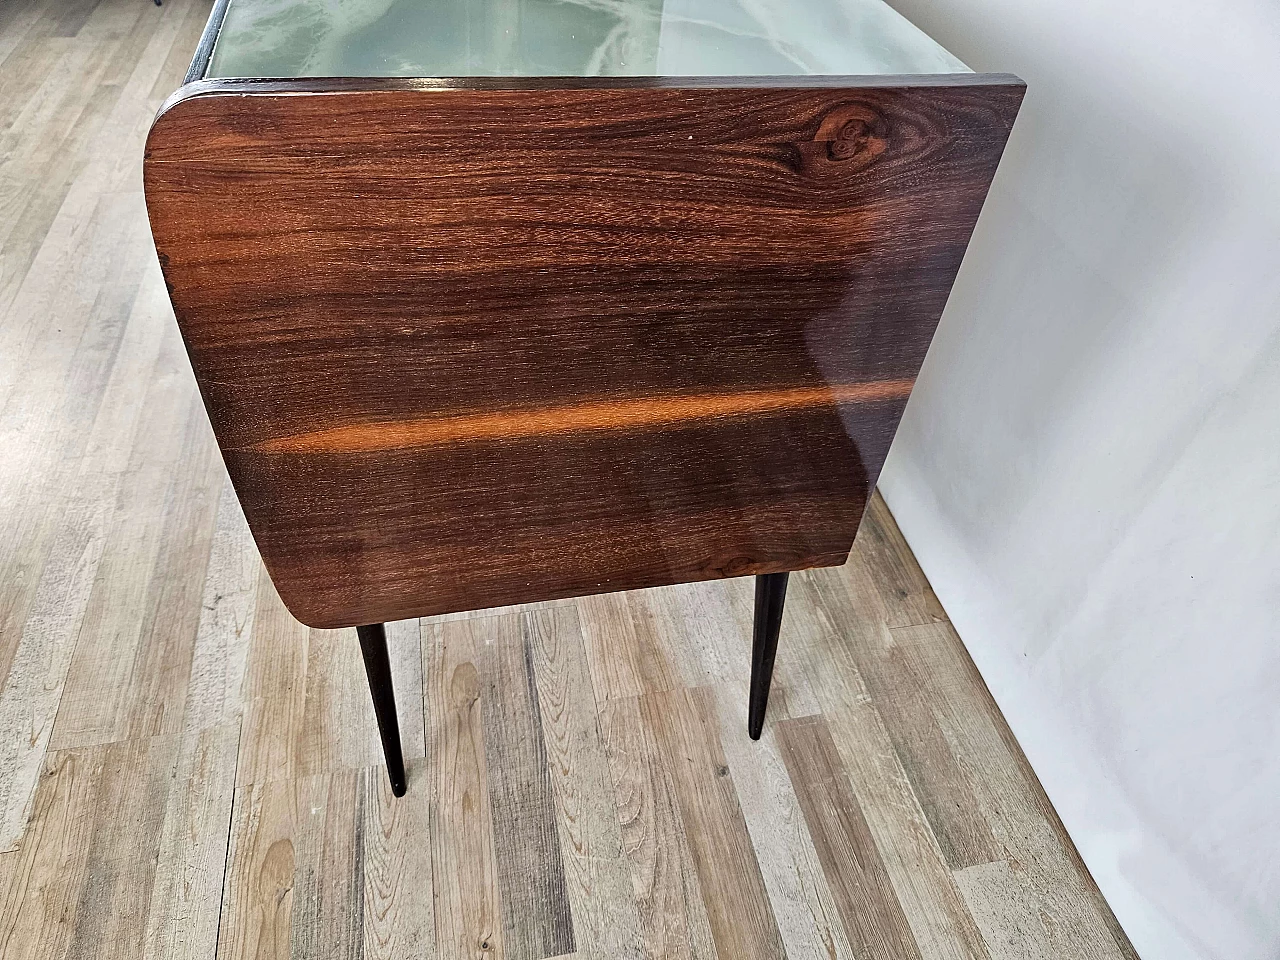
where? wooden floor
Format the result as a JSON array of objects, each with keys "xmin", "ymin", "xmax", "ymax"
[{"xmin": 0, "ymin": 1, "xmax": 1138, "ymax": 958}]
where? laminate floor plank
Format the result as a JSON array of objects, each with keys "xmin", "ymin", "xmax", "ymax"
[
  {"xmin": 852, "ymin": 491, "xmax": 949, "ymax": 628},
  {"xmin": 425, "ymin": 618, "xmax": 506, "ymax": 960},
  {"xmin": 0, "ymin": 37, "xmax": 68, "ymax": 150},
  {"xmin": 0, "ymin": 0, "xmax": 55, "ymax": 70},
  {"xmin": 297, "ymin": 626, "xmax": 385, "ymax": 778},
  {"xmin": 789, "ymin": 569, "xmax": 991, "ymax": 960},
  {"xmin": 0, "ymin": 735, "xmax": 180, "ymax": 960},
  {"xmin": 217, "ymin": 762, "xmax": 436, "ymax": 960},
  {"xmin": 50, "ymin": 0, "xmax": 103, "ymax": 39},
  {"xmin": 891, "ymin": 621, "xmax": 1136, "ymax": 960},
  {"xmin": 236, "ymin": 567, "xmax": 312, "ymax": 786},
  {"xmin": 577, "ymin": 590, "xmax": 679, "ymax": 703},
  {"xmin": 0, "ymin": 270, "xmax": 172, "ymax": 849},
  {"xmin": 598, "ymin": 694, "xmax": 719, "ymax": 960},
  {"xmin": 641, "ymin": 686, "xmax": 787, "ymax": 960},
  {"xmin": 143, "ymin": 722, "xmax": 240, "ymax": 960},
  {"xmin": 778, "ymin": 713, "xmax": 925, "ymax": 960},
  {"xmin": 147, "ymin": 0, "xmax": 213, "ymax": 101},
  {"xmin": 825, "ymin": 695, "xmax": 993, "ymax": 960},
  {"xmin": 47, "ymin": 345, "xmax": 213, "ymax": 749},
  {"xmin": 525, "ymin": 605, "xmax": 644, "ymax": 960},
  {"xmin": 362, "ymin": 759, "xmax": 435, "ymax": 960},
  {"xmin": 216, "ymin": 775, "xmax": 304, "ymax": 960},
  {"xmin": 0, "ymin": 0, "xmax": 150, "ymax": 312},
  {"xmin": 0, "ymin": 190, "xmax": 158, "ymax": 669},
  {"xmin": 0, "ymin": 71, "xmax": 116, "ymax": 284},
  {"xmin": 809, "ymin": 558, "xmax": 1002, "ymax": 871},
  {"xmin": 183, "ymin": 479, "xmax": 259, "ymax": 735},
  {"xmin": 0, "ymin": 0, "xmax": 174, "ymax": 280},
  {"xmin": 386, "ymin": 618, "xmax": 427, "ymax": 763},
  {"xmin": 473, "ymin": 613, "xmax": 576, "ymax": 960},
  {"xmin": 289, "ymin": 769, "xmax": 366, "ymax": 960},
  {"xmin": 626, "ymin": 579, "xmax": 755, "ymax": 689},
  {"xmin": 708, "ymin": 681, "xmax": 856, "ymax": 960},
  {"xmin": 106, "ymin": 413, "xmax": 224, "ymax": 740}
]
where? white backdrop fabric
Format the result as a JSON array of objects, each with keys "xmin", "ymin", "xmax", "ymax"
[{"xmin": 875, "ymin": 0, "xmax": 1280, "ymax": 957}]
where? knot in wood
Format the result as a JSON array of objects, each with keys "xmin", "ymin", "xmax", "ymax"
[{"xmin": 814, "ymin": 104, "xmax": 890, "ymax": 170}]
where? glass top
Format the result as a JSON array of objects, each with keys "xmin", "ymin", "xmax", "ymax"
[{"xmin": 206, "ymin": 0, "xmax": 969, "ymax": 80}]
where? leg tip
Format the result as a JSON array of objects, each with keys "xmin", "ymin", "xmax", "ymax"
[
  {"xmin": 747, "ymin": 719, "xmax": 764, "ymax": 740},
  {"xmin": 391, "ymin": 778, "xmax": 407, "ymax": 797}
]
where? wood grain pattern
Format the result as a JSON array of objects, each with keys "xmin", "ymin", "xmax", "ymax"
[
  {"xmin": 216, "ymin": 777, "xmax": 301, "ymax": 960},
  {"xmin": 890, "ymin": 620, "xmax": 1136, "ymax": 960},
  {"xmin": 641, "ymin": 686, "xmax": 786, "ymax": 960},
  {"xmin": 215, "ymin": 763, "xmax": 437, "ymax": 960},
  {"xmin": 182, "ymin": 478, "xmax": 258, "ymax": 734},
  {"xmin": 577, "ymin": 592, "xmax": 655, "ymax": 702},
  {"xmin": 289, "ymin": 770, "xmax": 365, "ymax": 960},
  {"xmin": 524, "ymin": 607, "xmax": 644, "ymax": 960},
  {"xmin": 623, "ymin": 578, "xmax": 759, "ymax": 695},
  {"xmin": 0, "ymin": 736, "xmax": 179, "ymax": 960},
  {"xmin": 778, "ymin": 714, "xmax": 924, "ymax": 960},
  {"xmin": 144, "ymin": 76, "xmax": 1023, "ymax": 627},
  {"xmin": 0, "ymin": 188, "xmax": 152, "ymax": 670},
  {"xmin": 808, "ymin": 544, "xmax": 1001, "ymax": 870},
  {"xmin": 708, "ymin": 682, "xmax": 856, "ymax": 960},
  {"xmin": 425, "ymin": 619, "xmax": 505, "ymax": 960},
  {"xmin": 362, "ymin": 760, "xmax": 435, "ymax": 960},
  {"xmin": 385, "ymin": 618, "xmax": 427, "ymax": 763},
  {"xmin": 954, "ymin": 859, "xmax": 1086, "ymax": 960},
  {"xmin": 42, "ymin": 319, "xmax": 210, "ymax": 749},
  {"xmin": 598, "ymin": 695, "xmax": 719, "ymax": 960},
  {"xmin": 0, "ymin": 264, "xmax": 179, "ymax": 845},
  {"xmin": 235, "ymin": 566, "xmax": 310, "ymax": 786},
  {"xmin": 855, "ymin": 493, "xmax": 949, "ymax": 627},
  {"xmin": 474, "ymin": 616, "xmax": 575, "ymax": 960},
  {"xmin": 297, "ymin": 627, "xmax": 385, "ymax": 777},
  {"xmin": 143, "ymin": 722, "xmax": 240, "ymax": 960},
  {"xmin": 784, "ymin": 571, "xmax": 990, "ymax": 960}
]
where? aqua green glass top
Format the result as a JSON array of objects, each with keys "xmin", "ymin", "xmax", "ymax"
[{"xmin": 205, "ymin": 0, "xmax": 969, "ymax": 79}]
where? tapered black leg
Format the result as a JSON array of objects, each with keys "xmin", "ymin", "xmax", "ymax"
[
  {"xmin": 357, "ymin": 623, "xmax": 407, "ymax": 797},
  {"xmin": 748, "ymin": 572, "xmax": 789, "ymax": 740}
]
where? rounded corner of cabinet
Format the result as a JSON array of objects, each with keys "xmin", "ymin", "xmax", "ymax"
[
  {"xmin": 146, "ymin": 82, "xmax": 217, "ymax": 161},
  {"xmin": 255, "ymin": 556, "xmax": 329, "ymax": 631}
]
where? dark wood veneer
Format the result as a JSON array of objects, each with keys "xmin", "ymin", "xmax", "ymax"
[{"xmin": 145, "ymin": 77, "xmax": 1022, "ymax": 628}]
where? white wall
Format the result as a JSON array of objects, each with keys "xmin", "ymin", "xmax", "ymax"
[{"xmin": 876, "ymin": 1, "xmax": 1280, "ymax": 957}]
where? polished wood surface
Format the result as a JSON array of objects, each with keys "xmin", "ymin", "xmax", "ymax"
[{"xmin": 144, "ymin": 75, "xmax": 1022, "ymax": 627}]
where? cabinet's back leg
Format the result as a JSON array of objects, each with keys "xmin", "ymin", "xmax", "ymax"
[
  {"xmin": 357, "ymin": 623, "xmax": 407, "ymax": 796},
  {"xmin": 748, "ymin": 572, "xmax": 790, "ymax": 739}
]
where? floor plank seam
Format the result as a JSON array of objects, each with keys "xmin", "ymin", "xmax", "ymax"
[{"xmin": 210, "ymin": 719, "xmax": 243, "ymax": 960}]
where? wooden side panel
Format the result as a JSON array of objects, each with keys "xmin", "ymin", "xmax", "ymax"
[{"xmin": 145, "ymin": 79, "xmax": 1022, "ymax": 627}]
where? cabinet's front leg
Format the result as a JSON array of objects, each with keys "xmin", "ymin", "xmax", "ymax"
[
  {"xmin": 357, "ymin": 623, "xmax": 407, "ymax": 796},
  {"xmin": 748, "ymin": 572, "xmax": 790, "ymax": 739}
]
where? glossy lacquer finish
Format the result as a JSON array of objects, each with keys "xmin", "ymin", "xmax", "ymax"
[{"xmin": 144, "ymin": 77, "xmax": 1023, "ymax": 628}]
